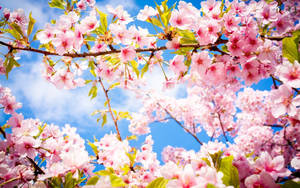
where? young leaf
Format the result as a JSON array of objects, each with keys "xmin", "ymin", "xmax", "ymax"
[
  {"xmin": 27, "ymin": 12, "xmax": 36, "ymax": 36},
  {"xmin": 282, "ymin": 35, "xmax": 300, "ymax": 63},
  {"xmin": 219, "ymin": 156, "xmax": 240, "ymax": 188},
  {"xmin": 87, "ymin": 140, "xmax": 99, "ymax": 156},
  {"xmin": 101, "ymin": 113, "xmax": 107, "ymax": 127},
  {"xmin": 49, "ymin": 0, "xmax": 66, "ymax": 9},
  {"xmin": 141, "ymin": 63, "xmax": 149, "ymax": 78},
  {"xmin": 88, "ymin": 86, "xmax": 98, "ymax": 99},
  {"xmin": 146, "ymin": 177, "xmax": 169, "ymax": 188},
  {"xmin": 86, "ymin": 176, "xmax": 100, "ymax": 185},
  {"xmin": 109, "ymin": 174, "xmax": 127, "ymax": 187},
  {"xmin": 96, "ymin": 8, "xmax": 108, "ymax": 34}
]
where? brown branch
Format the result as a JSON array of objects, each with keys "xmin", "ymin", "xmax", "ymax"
[
  {"xmin": 271, "ymin": 75, "xmax": 299, "ymax": 93},
  {"xmin": 150, "ymin": 98, "xmax": 203, "ymax": 145},
  {"xmin": 0, "ymin": 126, "xmax": 6, "ymax": 139},
  {"xmin": 0, "ymin": 38, "xmax": 230, "ymax": 58},
  {"xmin": 0, "ymin": 40, "xmax": 200, "ymax": 58},
  {"xmin": 98, "ymin": 78, "xmax": 122, "ymax": 141},
  {"xmin": 216, "ymin": 112, "xmax": 229, "ymax": 142},
  {"xmin": 164, "ymin": 107, "xmax": 203, "ymax": 145}
]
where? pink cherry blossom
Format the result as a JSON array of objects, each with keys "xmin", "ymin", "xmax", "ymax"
[
  {"xmin": 170, "ymin": 10, "xmax": 192, "ymax": 30},
  {"xmin": 271, "ymin": 84, "xmax": 300, "ymax": 118},
  {"xmin": 276, "ymin": 60, "xmax": 300, "ymax": 88},
  {"xmin": 245, "ymin": 171, "xmax": 280, "ymax": 188},
  {"xmin": 120, "ymin": 46, "xmax": 136, "ymax": 62},
  {"xmin": 169, "ymin": 55, "xmax": 186, "ymax": 75},
  {"xmin": 52, "ymin": 31, "xmax": 75, "ymax": 55},
  {"xmin": 37, "ymin": 24, "xmax": 54, "ymax": 44}
]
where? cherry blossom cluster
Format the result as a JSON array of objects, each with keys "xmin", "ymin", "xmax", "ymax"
[{"xmin": 0, "ymin": 0, "xmax": 300, "ymax": 187}]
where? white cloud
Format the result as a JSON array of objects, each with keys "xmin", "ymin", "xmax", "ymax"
[
  {"xmin": 6, "ymin": 59, "xmax": 104, "ymax": 130},
  {"xmin": 96, "ymin": 0, "xmax": 138, "ymax": 14}
]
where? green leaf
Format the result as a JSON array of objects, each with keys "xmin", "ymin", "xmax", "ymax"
[
  {"xmin": 126, "ymin": 148, "xmax": 137, "ymax": 166},
  {"xmin": 87, "ymin": 140, "xmax": 99, "ymax": 156},
  {"xmin": 219, "ymin": 156, "xmax": 240, "ymax": 188},
  {"xmin": 85, "ymin": 35, "xmax": 96, "ymax": 41},
  {"xmin": 280, "ymin": 180, "xmax": 300, "ymax": 188},
  {"xmin": 88, "ymin": 86, "xmax": 98, "ymax": 99},
  {"xmin": 3, "ymin": 28, "xmax": 21, "ymax": 40},
  {"xmin": 126, "ymin": 135, "xmax": 137, "ymax": 140},
  {"xmin": 108, "ymin": 82, "xmax": 120, "ymax": 91},
  {"xmin": 207, "ymin": 184, "xmax": 217, "ymax": 188},
  {"xmin": 9, "ymin": 23, "xmax": 24, "ymax": 38},
  {"xmin": 110, "ymin": 174, "xmax": 127, "ymax": 187},
  {"xmin": 63, "ymin": 172, "xmax": 76, "ymax": 188},
  {"xmin": 50, "ymin": 176, "xmax": 63, "ymax": 188},
  {"xmin": 101, "ymin": 113, "xmax": 107, "ymax": 127},
  {"xmin": 49, "ymin": 0, "xmax": 66, "ymax": 9},
  {"xmin": 5, "ymin": 57, "xmax": 20, "ymax": 79},
  {"xmin": 27, "ymin": 12, "xmax": 36, "ymax": 36},
  {"xmin": 179, "ymin": 30, "xmax": 197, "ymax": 44},
  {"xmin": 86, "ymin": 176, "xmax": 100, "ymax": 185},
  {"xmin": 172, "ymin": 47, "xmax": 193, "ymax": 55},
  {"xmin": 130, "ymin": 60, "xmax": 139, "ymax": 78},
  {"xmin": 147, "ymin": 17, "xmax": 163, "ymax": 28},
  {"xmin": 141, "ymin": 63, "xmax": 149, "ymax": 77},
  {"xmin": 118, "ymin": 111, "xmax": 132, "ymax": 120},
  {"xmin": 146, "ymin": 177, "xmax": 169, "ymax": 188},
  {"xmin": 95, "ymin": 169, "xmax": 114, "ymax": 176},
  {"xmin": 282, "ymin": 34, "xmax": 300, "ymax": 63},
  {"xmin": 96, "ymin": 8, "xmax": 108, "ymax": 34},
  {"xmin": 209, "ymin": 151, "xmax": 223, "ymax": 170},
  {"xmin": 201, "ymin": 157, "xmax": 211, "ymax": 166}
]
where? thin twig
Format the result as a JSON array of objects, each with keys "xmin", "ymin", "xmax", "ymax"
[
  {"xmin": 0, "ymin": 126, "xmax": 6, "ymax": 139},
  {"xmin": 0, "ymin": 176, "xmax": 20, "ymax": 187},
  {"xmin": 164, "ymin": 107, "xmax": 203, "ymax": 145},
  {"xmin": 98, "ymin": 78, "xmax": 122, "ymax": 141},
  {"xmin": 271, "ymin": 75, "xmax": 299, "ymax": 93},
  {"xmin": 216, "ymin": 112, "xmax": 229, "ymax": 142}
]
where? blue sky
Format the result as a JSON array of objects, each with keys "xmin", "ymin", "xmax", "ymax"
[{"xmin": 0, "ymin": 0, "xmax": 273, "ymax": 162}]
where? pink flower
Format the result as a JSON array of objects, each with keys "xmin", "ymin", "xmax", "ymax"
[
  {"xmin": 191, "ymin": 51, "xmax": 211, "ymax": 75},
  {"xmin": 254, "ymin": 152, "xmax": 291, "ymax": 179},
  {"xmin": 120, "ymin": 46, "xmax": 136, "ymax": 62},
  {"xmin": 137, "ymin": 5, "xmax": 157, "ymax": 21},
  {"xmin": 271, "ymin": 84, "xmax": 300, "ymax": 118},
  {"xmin": 107, "ymin": 5, "xmax": 133, "ymax": 24},
  {"xmin": 0, "ymin": 95, "xmax": 21, "ymax": 114},
  {"xmin": 166, "ymin": 37, "xmax": 180, "ymax": 50},
  {"xmin": 169, "ymin": 55, "xmax": 186, "ymax": 75},
  {"xmin": 37, "ymin": 24, "xmax": 54, "ymax": 44},
  {"xmin": 169, "ymin": 10, "xmax": 192, "ymax": 30},
  {"xmin": 3, "ymin": 8, "xmax": 10, "ymax": 20},
  {"xmin": 52, "ymin": 69, "xmax": 75, "ymax": 89},
  {"xmin": 276, "ymin": 61, "xmax": 300, "ymax": 88},
  {"xmin": 80, "ymin": 15, "xmax": 99, "ymax": 34},
  {"xmin": 52, "ymin": 31, "xmax": 75, "ymax": 55},
  {"xmin": 109, "ymin": 23, "xmax": 132, "ymax": 44},
  {"xmin": 223, "ymin": 12, "xmax": 240, "ymax": 32},
  {"xmin": 9, "ymin": 9, "xmax": 27, "ymax": 27},
  {"xmin": 167, "ymin": 164, "xmax": 197, "ymax": 188},
  {"xmin": 257, "ymin": 1, "xmax": 279, "ymax": 24},
  {"xmin": 244, "ymin": 171, "xmax": 280, "ymax": 188},
  {"xmin": 76, "ymin": 0, "xmax": 86, "ymax": 10},
  {"xmin": 15, "ymin": 136, "xmax": 40, "ymax": 158},
  {"xmin": 272, "ymin": 13, "xmax": 293, "ymax": 35}
]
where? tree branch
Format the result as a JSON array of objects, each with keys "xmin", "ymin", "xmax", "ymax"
[
  {"xmin": 98, "ymin": 78, "xmax": 122, "ymax": 141},
  {"xmin": 216, "ymin": 112, "xmax": 229, "ymax": 142},
  {"xmin": 150, "ymin": 98, "xmax": 203, "ymax": 145}
]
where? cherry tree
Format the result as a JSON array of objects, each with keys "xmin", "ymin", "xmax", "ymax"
[{"xmin": 0, "ymin": 0, "xmax": 300, "ymax": 187}]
